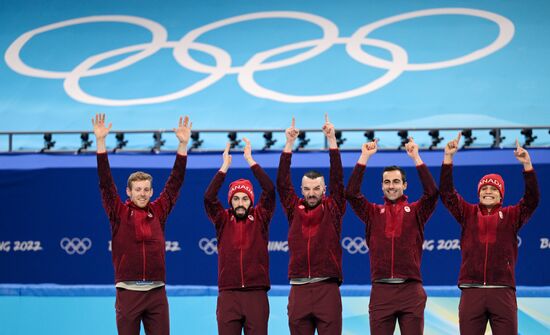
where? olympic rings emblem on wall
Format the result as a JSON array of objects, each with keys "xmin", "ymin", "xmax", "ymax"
[
  {"xmin": 198, "ymin": 237, "xmax": 218, "ymax": 255},
  {"xmin": 342, "ymin": 236, "xmax": 369, "ymax": 254},
  {"xmin": 60, "ymin": 237, "xmax": 92, "ymax": 255},
  {"xmin": 5, "ymin": 9, "xmax": 514, "ymax": 106}
]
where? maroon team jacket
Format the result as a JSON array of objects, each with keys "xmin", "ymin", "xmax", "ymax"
[
  {"xmin": 439, "ymin": 164, "xmax": 539, "ymax": 288},
  {"xmin": 277, "ymin": 150, "xmax": 346, "ymax": 283},
  {"xmin": 204, "ymin": 164, "xmax": 275, "ymax": 291},
  {"xmin": 345, "ymin": 164, "xmax": 438, "ymax": 283},
  {"xmin": 97, "ymin": 152, "xmax": 187, "ymax": 283}
]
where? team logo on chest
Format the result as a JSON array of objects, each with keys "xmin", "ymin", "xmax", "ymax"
[
  {"xmin": 499, "ymin": 211, "xmax": 503, "ymax": 219},
  {"xmin": 380, "ymin": 208, "xmax": 385, "ymax": 214},
  {"xmin": 404, "ymin": 206, "xmax": 410, "ymax": 213},
  {"xmin": 248, "ymin": 215, "xmax": 254, "ymax": 221},
  {"xmin": 299, "ymin": 205, "xmax": 305, "ymax": 210}
]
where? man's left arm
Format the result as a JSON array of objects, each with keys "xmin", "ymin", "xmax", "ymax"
[
  {"xmin": 244, "ymin": 138, "xmax": 276, "ymax": 226},
  {"xmin": 323, "ymin": 114, "xmax": 346, "ymax": 216},
  {"xmin": 252, "ymin": 164, "xmax": 276, "ymax": 226},
  {"xmin": 513, "ymin": 141, "xmax": 540, "ymax": 228},
  {"xmin": 154, "ymin": 116, "xmax": 191, "ymax": 220},
  {"xmin": 405, "ymin": 138, "xmax": 438, "ymax": 224}
]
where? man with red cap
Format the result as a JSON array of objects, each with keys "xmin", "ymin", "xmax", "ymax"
[
  {"xmin": 277, "ymin": 114, "xmax": 346, "ymax": 335},
  {"xmin": 204, "ymin": 138, "xmax": 276, "ymax": 335},
  {"xmin": 440, "ymin": 133, "xmax": 540, "ymax": 335},
  {"xmin": 345, "ymin": 137, "xmax": 438, "ymax": 335},
  {"xmin": 93, "ymin": 113, "xmax": 191, "ymax": 335}
]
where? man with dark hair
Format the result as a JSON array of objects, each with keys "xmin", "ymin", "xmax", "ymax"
[
  {"xmin": 93, "ymin": 113, "xmax": 191, "ymax": 335},
  {"xmin": 383, "ymin": 166, "xmax": 407, "ymax": 183},
  {"xmin": 345, "ymin": 138, "xmax": 438, "ymax": 335},
  {"xmin": 303, "ymin": 170, "xmax": 323, "ymax": 180},
  {"xmin": 277, "ymin": 114, "xmax": 346, "ymax": 335},
  {"xmin": 204, "ymin": 138, "xmax": 276, "ymax": 335},
  {"xmin": 440, "ymin": 134, "xmax": 539, "ymax": 335}
]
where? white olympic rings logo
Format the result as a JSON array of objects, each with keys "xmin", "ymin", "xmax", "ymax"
[
  {"xmin": 198, "ymin": 238, "xmax": 218, "ymax": 255},
  {"xmin": 5, "ymin": 9, "xmax": 514, "ymax": 106},
  {"xmin": 342, "ymin": 237, "xmax": 369, "ymax": 254},
  {"xmin": 60, "ymin": 237, "xmax": 92, "ymax": 255}
]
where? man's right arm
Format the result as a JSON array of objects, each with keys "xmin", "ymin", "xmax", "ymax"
[
  {"xmin": 345, "ymin": 141, "xmax": 377, "ymax": 225},
  {"xmin": 204, "ymin": 171, "xmax": 227, "ymax": 227},
  {"xmin": 277, "ymin": 118, "xmax": 300, "ymax": 217},
  {"xmin": 277, "ymin": 151, "xmax": 298, "ymax": 217},
  {"xmin": 345, "ymin": 163, "xmax": 372, "ymax": 225},
  {"xmin": 204, "ymin": 143, "xmax": 231, "ymax": 227},
  {"xmin": 92, "ymin": 114, "xmax": 122, "ymax": 226},
  {"xmin": 440, "ymin": 133, "xmax": 466, "ymax": 223}
]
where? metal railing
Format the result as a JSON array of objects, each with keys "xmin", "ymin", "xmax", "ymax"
[{"xmin": 0, "ymin": 126, "xmax": 548, "ymax": 153}]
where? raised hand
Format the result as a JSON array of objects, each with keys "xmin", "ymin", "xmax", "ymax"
[
  {"xmin": 220, "ymin": 142, "xmax": 232, "ymax": 173},
  {"xmin": 92, "ymin": 113, "xmax": 112, "ymax": 153},
  {"xmin": 514, "ymin": 139, "xmax": 532, "ymax": 170},
  {"xmin": 358, "ymin": 139, "xmax": 378, "ymax": 165},
  {"xmin": 445, "ymin": 132, "xmax": 461, "ymax": 157},
  {"xmin": 286, "ymin": 117, "xmax": 299, "ymax": 142},
  {"xmin": 405, "ymin": 137, "xmax": 423, "ymax": 166},
  {"xmin": 405, "ymin": 137, "xmax": 419, "ymax": 158},
  {"xmin": 243, "ymin": 137, "xmax": 256, "ymax": 166},
  {"xmin": 363, "ymin": 139, "xmax": 378, "ymax": 156},
  {"xmin": 322, "ymin": 113, "xmax": 337, "ymax": 148},
  {"xmin": 92, "ymin": 113, "xmax": 112, "ymax": 140},
  {"xmin": 174, "ymin": 116, "xmax": 192, "ymax": 145},
  {"xmin": 322, "ymin": 113, "xmax": 335, "ymax": 138},
  {"xmin": 284, "ymin": 117, "xmax": 300, "ymax": 152}
]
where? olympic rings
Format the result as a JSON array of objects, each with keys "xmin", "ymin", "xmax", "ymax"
[
  {"xmin": 60, "ymin": 237, "xmax": 92, "ymax": 255},
  {"xmin": 4, "ymin": 9, "xmax": 514, "ymax": 106},
  {"xmin": 198, "ymin": 238, "xmax": 218, "ymax": 255},
  {"xmin": 173, "ymin": 11, "xmax": 339, "ymax": 74},
  {"xmin": 341, "ymin": 237, "xmax": 369, "ymax": 254},
  {"xmin": 238, "ymin": 37, "xmax": 408, "ymax": 103},
  {"xmin": 64, "ymin": 41, "xmax": 231, "ymax": 106},
  {"xmin": 5, "ymin": 15, "xmax": 167, "ymax": 79},
  {"xmin": 347, "ymin": 8, "xmax": 514, "ymax": 71}
]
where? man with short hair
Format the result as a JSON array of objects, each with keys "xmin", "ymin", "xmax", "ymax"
[
  {"xmin": 277, "ymin": 115, "xmax": 346, "ymax": 335},
  {"xmin": 93, "ymin": 113, "xmax": 191, "ymax": 335},
  {"xmin": 204, "ymin": 138, "xmax": 276, "ymax": 335},
  {"xmin": 440, "ymin": 134, "xmax": 539, "ymax": 335},
  {"xmin": 345, "ymin": 138, "xmax": 438, "ymax": 335}
]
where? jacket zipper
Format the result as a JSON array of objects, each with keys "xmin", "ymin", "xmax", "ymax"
[
  {"xmin": 391, "ymin": 231, "xmax": 395, "ymax": 278},
  {"xmin": 390, "ymin": 204, "xmax": 395, "ymax": 278},
  {"xmin": 483, "ymin": 222, "xmax": 488, "ymax": 285},
  {"xmin": 240, "ymin": 222, "xmax": 245, "ymax": 288},
  {"xmin": 142, "ymin": 240, "xmax": 146, "ymax": 281},
  {"xmin": 307, "ymin": 226, "xmax": 311, "ymax": 278},
  {"xmin": 483, "ymin": 208, "xmax": 493, "ymax": 285}
]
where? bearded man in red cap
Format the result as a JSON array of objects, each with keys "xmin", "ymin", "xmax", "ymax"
[
  {"xmin": 440, "ymin": 133, "xmax": 540, "ymax": 335},
  {"xmin": 204, "ymin": 138, "xmax": 275, "ymax": 335}
]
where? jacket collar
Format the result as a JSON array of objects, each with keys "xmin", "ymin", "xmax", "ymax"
[
  {"xmin": 125, "ymin": 199, "xmax": 150, "ymax": 211},
  {"xmin": 383, "ymin": 194, "xmax": 408, "ymax": 205},
  {"xmin": 478, "ymin": 203, "xmax": 502, "ymax": 215}
]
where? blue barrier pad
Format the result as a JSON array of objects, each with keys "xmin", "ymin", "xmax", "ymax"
[{"xmin": 2, "ymin": 284, "xmax": 549, "ymax": 297}]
